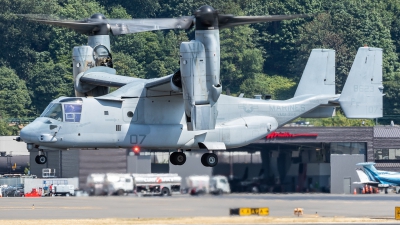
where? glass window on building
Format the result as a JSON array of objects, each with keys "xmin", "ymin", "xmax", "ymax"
[
  {"xmin": 216, "ymin": 151, "xmax": 262, "ymax": 164},
  {"xmin": 374, "ymin": 149, "xmax": 400, "ymax": 161},
  {"xmin": 330, "ymin": 142, "xmax": 366, "ymax": 155},
  {"xmin": 150, "ymin": 152, "xmax": 170, "ymax": 164}
]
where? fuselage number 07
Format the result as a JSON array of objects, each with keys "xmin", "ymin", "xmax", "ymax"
[{"xmin": 130, "ymin": 135, "xmax": 146, "ymax": 144}]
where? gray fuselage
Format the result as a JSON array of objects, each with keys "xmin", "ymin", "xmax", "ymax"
[{"xmin": 20, "ymin": 92, "xmax": 336, "ymax": 151}]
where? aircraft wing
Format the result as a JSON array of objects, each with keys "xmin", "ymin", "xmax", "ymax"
[
  {"xmin": 79, "ymin": 67, "xmax": 182, "ymax": 97},
  {"xmin": 79, "ymin": 67, "xmax": 144, "ymax": 87},
  {"xmin": 145, "ymin": 74, "xmax": 182, "ymax": 97}
]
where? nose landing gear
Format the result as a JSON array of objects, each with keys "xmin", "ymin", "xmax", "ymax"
[
  {"xmin": 170, "ymin": 152, "xmax": 186, "ymax": 165},
  {"xmin": 35, "ymin": 150, "xmax": 47, "ymax": 164},
  {"xmin": 201, "ymin": 153, "xmax": 218, "ymax": 167}
]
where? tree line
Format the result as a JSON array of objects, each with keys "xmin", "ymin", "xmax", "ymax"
[{"xmin": 0, "ymin": 0, "xmax": 399, "ymax": 134}]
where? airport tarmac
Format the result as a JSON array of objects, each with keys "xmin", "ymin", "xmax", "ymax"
[{"xmin": 0, "ymin": 194, "xmax": 399, "ymax": 224}]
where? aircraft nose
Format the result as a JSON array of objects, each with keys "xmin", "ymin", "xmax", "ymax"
[{"xmin": 20, "ymin": 123, "xmax": 35, "ymax": 143}]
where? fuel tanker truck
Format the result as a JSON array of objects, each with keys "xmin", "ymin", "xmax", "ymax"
[
  {"xmin": 132, "ymin": 173, "xmax": 181, "ymax": 196},
  {"xmin": 89, "ymin": 173, "xmax": 181, "ymax": 196}
]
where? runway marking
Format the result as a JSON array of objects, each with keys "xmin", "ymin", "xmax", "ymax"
[{"xmin": 0, "ymin": 206, "xmax": 101, "ymax": 210}]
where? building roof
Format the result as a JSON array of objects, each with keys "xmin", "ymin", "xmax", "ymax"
[
  {"xmin": 0, "ymin": 136, "xmax": 29, "ymax": 156},
  {"xmin": 373, "ymin": 126, "xmax": 400, "ymax": 138}
]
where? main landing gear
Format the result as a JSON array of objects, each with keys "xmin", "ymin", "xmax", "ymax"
[
  {"xmin": 170, "ymin": 152, "xmax": 186, "ymax": 165},
  {"xmin": 169, "ymin": 151, "xmax": 219, "ymax": 167},
  {"xmin": 201, "ymin": 153, "xmax": 218, "ymax": 167},
  {"xmin": 35, "ymin": 150, "xmax": 47, "ymax": 164}
]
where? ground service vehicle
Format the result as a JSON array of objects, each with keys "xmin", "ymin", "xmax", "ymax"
[
  {"xmin": 86, "ymin": 173, "xmax": 181, "ymax": 196},
  {"xmin": 133, "ymin": 173, "xmax": 181, "ymax": 196},
  {"xmin": 187, "ymin": 175, "xmax": 230, "ymax": 195},
  {"xmin": 50, "ymin": 184, "xmax": 74, "ymax": 196},
  {"xmin": 104, "ymin": 173, "xmax": 134, "ymax": 195},
  {"xmin": 209, "ymin": 175, "xmax": 231, "ymax": 195},
  {"xmin": 86, "ymin": 173, "xmax": 106, "ymax": 196}
]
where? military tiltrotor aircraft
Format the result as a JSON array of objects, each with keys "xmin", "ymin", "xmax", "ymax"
[{"xmin": 18, "ymin": 6, "xmax": 383, "ymax": 167}]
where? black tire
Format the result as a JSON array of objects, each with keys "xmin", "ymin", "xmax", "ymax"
[
  {"xmin": 175, "ymin": 152, "xmax": 186, "ymax": 165},
  {"xmin": 170, "ymin": 152, "xmax": 178, "ymax": 165},
  {"xmin": 201, "ymin": 153, "xmax": 209, "ymax": 167},
  {"xmin": 38, "ymin": 155, "xmax": 47, "ymax": 164},
  {"xmin": 161, "ymin": 187, "xmax": 170, "ymax": 196},
  {"xmin": 204, "ymin": 153, "xmax": 218, "ymax": 167},
  {"xmin": 35, "ymin": 155, "xmax": 40, "ymax": 164},
  {"xmin": 117, "ymin": 189, "xmax": 124, "ymax": 196}
]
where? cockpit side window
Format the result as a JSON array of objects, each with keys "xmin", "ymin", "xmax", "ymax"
[
  {"xmin": 64, "ymin": 104, "xmax": 82, "ymax": 122},
  {"xmin": 40, "ymin": 103, "xmax": 63, "ymax": 121}
]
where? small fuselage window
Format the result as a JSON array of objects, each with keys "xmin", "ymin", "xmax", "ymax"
[
  {"xmin": 40, "ymin": 103, "xmax": 63, "ymax": 121},
  {"xmin": 64, "ymin": 104, "xmax": 82, "ymax": 122}
]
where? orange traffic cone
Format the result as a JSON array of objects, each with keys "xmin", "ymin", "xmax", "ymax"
[
  {"xmin": 353, "ymin": 188, "xmax": 357, "ymax": 195},
  {"xmin": 369, "ymin": 186, "xmax": 373, "ymax": 193},
  {"xmin": 362, "ymin": 187, "xmax": 365, "ymax": 194}
]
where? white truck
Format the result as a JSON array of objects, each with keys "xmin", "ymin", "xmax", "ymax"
[
  {"xmin": 86, "ymin": 173, "xmax": 106, "ymax": 196},
  {"xmin": 86, "ymin": 173, "xmax": 182, "ymax": 196},
  {"xmin": 103, "ymin": 173, "xmax": 134, "ymax": 196},
  {"xmin": 50, "ymin": 184, "xmax": 74, "ymax": 196},
  {"xmin": 186, "ymin": 175, "xmax": 230, "ymax": 195},
  {"xmin": 132, "ymin": 173, "xmax": 181, "ymax": 196}
]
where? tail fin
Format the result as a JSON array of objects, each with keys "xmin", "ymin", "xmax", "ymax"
[
  {"xmin": 355, "ymin": 169, "xmax": 373, "ymax": 183},
  {"xmin": 356, "ymin": 162, "xmax": 379, "ymax": 181},
  {"xmin": 294, "ymin": 49, "xmax": 335, "ymax": 97},
  {"xmin": 339, "ymin": 47, "xmax": 384, "ymax": 118}
]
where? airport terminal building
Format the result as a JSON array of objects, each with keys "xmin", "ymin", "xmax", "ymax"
[{"xmin": 2, "ymin": 125, "xmax": 400, "ymax": 194}]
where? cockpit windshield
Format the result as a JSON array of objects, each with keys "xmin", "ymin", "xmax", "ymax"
[
  {"xmin": 64, "ymin": 104, "xmax": 82, "ymax": 122},
  {"xmin": 40, "ymin": 103, "xmax": 82, "ymax": 122},
  {"xmin": 40, "ymin": 103, "xmax": 63, "ymax": 121}
]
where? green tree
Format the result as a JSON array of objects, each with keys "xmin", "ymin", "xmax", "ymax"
[
  {"xmin": 0, "ymin": 66, "xmax": 31, "ymax": 118},
  {"xmin": 240, "ymin": 73, "xmax": 296, "ymax": 100},
  {"xmin": 27, "ymin": 52, "xmax": 73, "ymax": 115}
]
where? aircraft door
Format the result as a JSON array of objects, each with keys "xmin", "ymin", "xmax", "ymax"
[{"xmin": 343, "ymin": 177, "xmax": 351, "ymax": 194}]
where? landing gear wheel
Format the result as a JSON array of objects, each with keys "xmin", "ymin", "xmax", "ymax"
[
  {"xmin": 201, "ymin": 153, "xmax": 218, "ymax": 167},
  {"xmin": 175, "ymin": 152, "xmax": 186, "ymax": 165},
  {"xmin": 201, "ymin": 153, "xmax": 209, "ymax": 166},
  {"xmin": 38, "ymin": 155, "xmax": 47, "ymax": 164},
  {"xmin": 35, "ymin": 155, "xmax": 40, "ymax": 164},
  {"xmin": 170, "ymin": 152, "xmax": 178, "ymax": 165},
  {"xmin": 170, "ymin": 152, "xmax": 186, "ymax": 165}
]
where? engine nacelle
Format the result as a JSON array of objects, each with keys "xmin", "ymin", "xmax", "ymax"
[
  {"xmin": 180, "ymin": 40, "xmax": 219, "ymax": 131},
  {"xmin": 72, "ymin": 35, "xmax": 113, "ymax": 97}
]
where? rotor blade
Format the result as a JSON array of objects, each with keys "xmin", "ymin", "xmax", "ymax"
[
  {"xmin": 109, "ymin": 16, "xmax": 194, "ymax": 35},
  {"xmin": 218, "ymin": 14, "xmax": 310, "ymax": 29},
  {"xmin": 18, "ymin": 14, "xmax": 104, "ymax": 34},
  {"xmin": 34, "ymin": 20, "xmax": 104, "ymax": 34}
]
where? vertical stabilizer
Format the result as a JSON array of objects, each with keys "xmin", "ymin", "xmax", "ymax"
[
  {"xmin": 356, "ymin": 169, "xmax": 373, "ymax": 183},
  {"xmin": 294, "ymin": 49, "xmax": 335, "ymax": 97},
  {"xmin": 356, "ymin": 162, "xmax": 378, "ymax": 181},
  {"xmin": 339, "ymin": 47, "xmax": 384, "ymax": 118}
]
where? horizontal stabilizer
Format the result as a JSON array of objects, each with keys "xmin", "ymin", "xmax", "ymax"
[
  {"xmin": 295, "ymin": 49, "xmax": 335, "ymax": 97},
  {"xmin": 339, "ymin": 47, "xmax": 384, "ymax": 118},
  {"xmin": 301, "ymin": 106, "xmax": 336, "ymax": 118}
]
